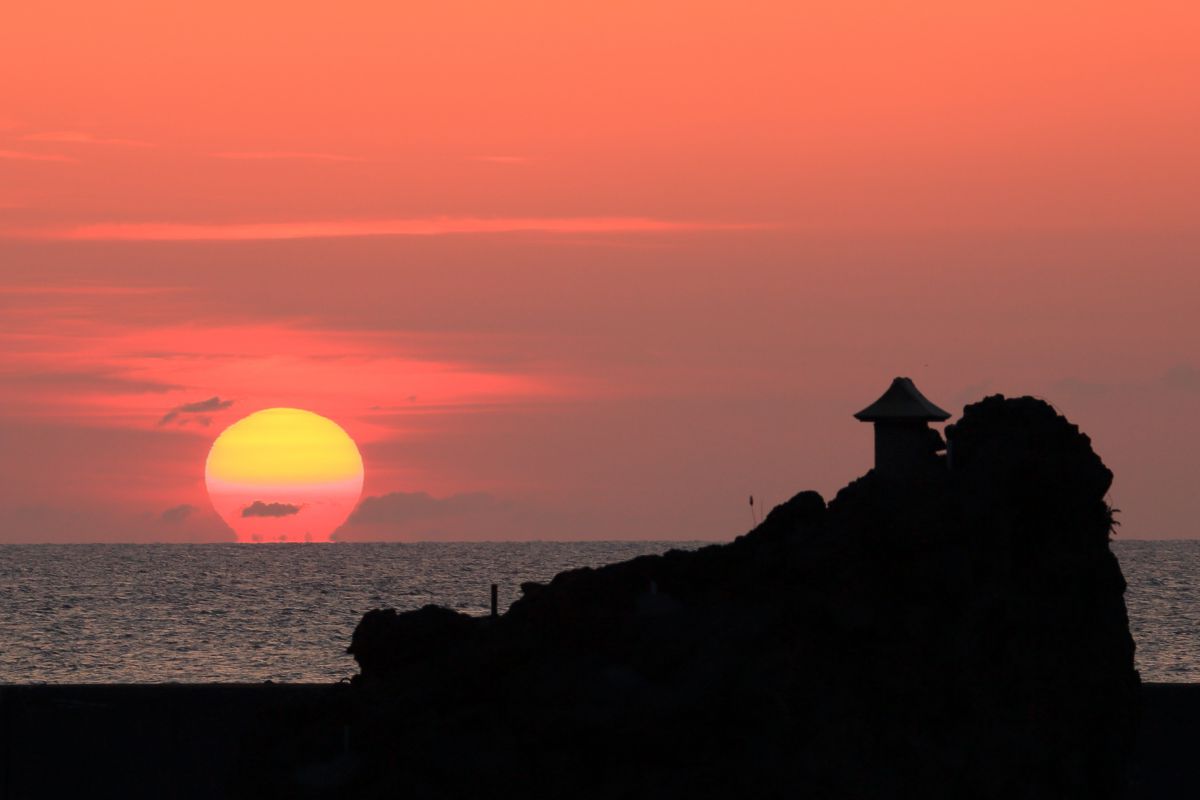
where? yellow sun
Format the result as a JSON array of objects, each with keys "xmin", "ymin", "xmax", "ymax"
[{"xmin": 205, "ymin": 408, "xmax": 364, "ymax": 542}]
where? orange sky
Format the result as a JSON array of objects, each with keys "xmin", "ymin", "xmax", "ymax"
[{"xmin": 1, "ymin": 2, "xmax": 1197, "ymax": 540}]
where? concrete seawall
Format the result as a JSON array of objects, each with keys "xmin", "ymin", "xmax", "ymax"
[
  {"xmin": 1, "ymin": 682, "xmax": 1195, "ymax": 798},
  {"xmin": 0, "ymin": 683, "xmax": 352, "ymax": 799}
]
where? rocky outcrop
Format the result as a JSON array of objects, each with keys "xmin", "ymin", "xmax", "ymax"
[{"xmin": 339, "ymin": 395, "xmax": 1138, "ymax": 799}]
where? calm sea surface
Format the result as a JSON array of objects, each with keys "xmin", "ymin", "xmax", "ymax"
[{"xmin": 0, "ymin": 540, "xmax": 1194, "ymax": 683}]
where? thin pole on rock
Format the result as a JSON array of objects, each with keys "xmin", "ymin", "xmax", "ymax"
[
  {"xmin": 490, "ymin": 583, "xmax": 498, "ymax": 618},
  {"xmin": 749, "ymin": 495, "xmax": 757, "ymax": 527}
]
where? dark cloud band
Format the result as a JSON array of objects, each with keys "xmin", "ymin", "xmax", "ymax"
[
  {"xmin": 349, "ymin": 491, "xmax": 498, "ymax": 525},
  {"xmin": 159, "ymin": 395, "xmax": 233, "ymax": 425},
  {"xmin": 160, "ymin": 503, "xmax": 195, "ymax": 524}
]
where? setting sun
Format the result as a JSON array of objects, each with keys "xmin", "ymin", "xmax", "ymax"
[{"xmin": 205, "ymin": 408, "xmax": 364, "ymax": 542}]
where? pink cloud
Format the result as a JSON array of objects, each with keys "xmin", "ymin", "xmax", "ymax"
[
  {"xmin": 0, "ymin": 310, "xmax": 571, "ymax": 441},
  {"xmin": 26, "ymin": 217, "xmax": 759, "ymax": 242},
  {"xmin": 0, "ymin": 149, "xmax": 76, "ymax": 163}
]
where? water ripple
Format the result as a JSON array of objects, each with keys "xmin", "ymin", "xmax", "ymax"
[
  {"xmin": 0, "ymin": 541, "xmax": 695, "ymax": 683},
  {"xmin": 0, "ymin": 541, "xmax": 1191, "ymax": 682}
]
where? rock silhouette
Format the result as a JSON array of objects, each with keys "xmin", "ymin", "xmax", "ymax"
[{"xmin": 332, "ymin": 394, "xmax": 1137, "ymax": 799}]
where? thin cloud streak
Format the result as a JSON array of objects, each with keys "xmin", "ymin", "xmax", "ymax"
[
  {"xmin": 39, "ymin": 217, "xmax": 762, "ymax": 242},
  {"xmin": 212, "ymin": 151, "xmax": 364, "ymax": 162},
  {"xmin": 21, "ymin": 131, "xmax": 153, "ymax": 147},
  {"xmin": 0, "ymin": 150, "xmax": 76, "ymax": 163},
  {"xmin": 472, "ymin": 155, "xmax": 531, "ymax": 164}
]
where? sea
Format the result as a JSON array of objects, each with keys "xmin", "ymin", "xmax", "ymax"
[{"xmin": 0, "ymin": 540, "xmax": 1194, "ymax": 684}]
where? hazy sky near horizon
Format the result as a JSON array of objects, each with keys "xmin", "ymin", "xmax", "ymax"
[{"xmin": 1, "ymin": 2, "xmax": 1197, "ymax": 541}]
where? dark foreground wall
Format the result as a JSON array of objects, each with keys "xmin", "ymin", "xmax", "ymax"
[
  {"xmin": 0, "ymin": 683, "xmax": 352, "ymax": 799},
  {"xmin": 0, "ymin": 683, "xmax": 1194, "ymax": 799}
]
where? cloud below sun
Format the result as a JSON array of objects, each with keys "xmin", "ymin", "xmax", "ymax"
[{"xmin": 241, "ymin": 500, "xmax": 302, "ymax": 518}]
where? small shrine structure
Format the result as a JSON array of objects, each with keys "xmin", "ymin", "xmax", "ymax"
[{"xmin": 855, "ymin": 377, "xmax": 951, "ymax": 478}]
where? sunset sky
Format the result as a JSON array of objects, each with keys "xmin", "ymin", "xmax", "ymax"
[{"xmin": 1, "ymin": 2, "xmax": 1197, "ymax": 541}]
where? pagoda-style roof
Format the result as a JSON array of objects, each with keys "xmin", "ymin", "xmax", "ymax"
[{"xmin": 854, "ymin": 377, "xmax": 950, "ymax": 422}]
